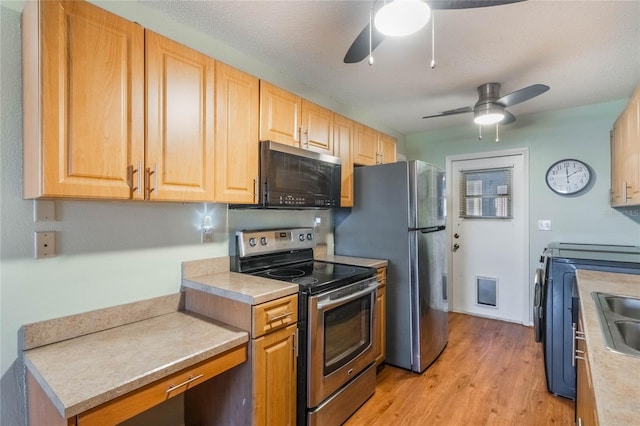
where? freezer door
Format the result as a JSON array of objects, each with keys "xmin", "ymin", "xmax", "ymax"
[
  {"xmin": 410, "ymin": 228, "xmax": 448, "ymax": 373},
  {"xmin": 409, "ymin": 161, "xmax": 446, "ymax": 229}
]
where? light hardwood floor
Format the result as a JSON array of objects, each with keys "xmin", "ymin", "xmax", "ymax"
[{"xmin": 345, "ymin": 312, "xmax": 575, "ymax": 425}]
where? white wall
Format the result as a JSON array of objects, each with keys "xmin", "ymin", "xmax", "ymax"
[{"xmin": 405, "ymin": 100, "xmax": 640, "ymax": 322}]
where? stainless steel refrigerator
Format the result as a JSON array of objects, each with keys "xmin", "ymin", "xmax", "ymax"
[{"xmin": 334, "ymin": 160, "xmax": 448, "ymax": 373}]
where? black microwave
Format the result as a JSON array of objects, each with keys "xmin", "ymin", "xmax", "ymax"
[{"xmin": 253, "ymin": 140, "xmax": 342, "ymax": 208}]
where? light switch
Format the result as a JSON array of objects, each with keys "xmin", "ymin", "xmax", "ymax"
[
  {"xmin": 537, "ymin": 220, "xmax": 552, "ymax": 231},
  {"xmin": 33, "ymin": 200, "xmax": 56, "ymax": 222}
]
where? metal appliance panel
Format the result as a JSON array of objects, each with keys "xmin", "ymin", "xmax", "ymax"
[
  {"xmin": 334, "ymin": 160, "xmax": 448, "ymax": 372},
  {"xmin": 409, "ymin": 161, "xmax": 446, "ymax": 229},
  {"xmin": 410, "ymin": 227, "xmax": 448, "ymax": 372}
]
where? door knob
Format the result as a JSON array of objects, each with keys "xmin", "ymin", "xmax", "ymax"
[{"xmin": 453, "ymin": 243, "xmax": 460, "ymax": 252}]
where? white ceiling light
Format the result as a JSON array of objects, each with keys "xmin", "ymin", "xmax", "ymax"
[
  {"xmin": 374, "ymin": 0, "xmax": 431, "ymax": 37},
  {"xmin": 474, "ymin": 105, "xmax": 505, "ymax": 125}
]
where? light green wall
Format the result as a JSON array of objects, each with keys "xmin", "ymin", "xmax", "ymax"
[
  {"xmin": 406, "ymin": 100, "xmax": 640, "ymax": 322},
  {"xmin": 0, "ymin": 2, "xmax": 331, "ymax": 424}
]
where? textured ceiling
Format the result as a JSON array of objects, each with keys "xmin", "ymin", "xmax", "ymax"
[{"xmin": 139, "ymin": 0, "xmax": 640, "ymax": 136}]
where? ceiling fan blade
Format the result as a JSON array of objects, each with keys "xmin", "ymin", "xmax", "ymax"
[
  {"xmin": 422, "ymin": 106, "xmax": 473, "ymax": 119},
  {"xmin": 501, "ymin": 110, "xmax": 516, "ymax": 125},
  {"xmin": 428, "ymin": 0, "xmax": 526, "ymax": 10},
  {"xmin": 344, "ymin": 22, "xmax": 386, "ymax": 64},
  {"xmin": 496, "ymin": 84, "xmax": 550, "ymax": 107}
]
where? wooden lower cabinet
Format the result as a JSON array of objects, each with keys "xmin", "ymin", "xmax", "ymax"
[
  {"xmin": 374, "ymin": 267, "xmax": 387, "ymax": 367},
  {"xmin": 184, "ymin": 292, "xmax": 298, "ymax": 426},
  {"xmin": 576, "ymin": 315, "xmax": 598, "ymax": 426},
  {"xmin": 253, "ymin": 324, "xmax": 298, "ymax": 425}
]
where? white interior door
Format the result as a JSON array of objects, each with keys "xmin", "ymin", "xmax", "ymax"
[{"xmin": 448, "ymin": 150, "xmax": 529, "ymax": 324}]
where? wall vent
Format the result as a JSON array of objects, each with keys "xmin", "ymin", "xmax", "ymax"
[{"xmin": 476, "ymin": 276, "xmax": 497, "ymax": 307}]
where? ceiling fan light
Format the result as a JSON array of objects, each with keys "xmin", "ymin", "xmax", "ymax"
[
  {"xmin": 374, "ymin": 0, "xmax": 431, "ymax": 37},
  {"xmin": 474, "ymin": 106, "xmax": 505, "ymax": 125}
]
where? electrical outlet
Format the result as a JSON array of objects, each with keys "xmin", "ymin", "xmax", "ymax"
[
  {"xmin": 34, "ymin": 232, "xmax": 56, "ymax": 258},
  {"xmin": 201, "ymin": 228, "xmax": 214, "ymax": 244}
]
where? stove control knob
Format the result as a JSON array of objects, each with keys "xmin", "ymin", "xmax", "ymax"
[
  {"xmin": 299, "ymin": 234, "xmax": 305, "ymax": 242},
  {"xmin": 248, "ymin": 237, "xmax": 257, "ymax": 247},
  {"xmin": 260, "ymin": 237, "xmax": 268, "ymax": 246},
  {"xmin": 306, "ymin": 233, "xmax": 313, "ymax": 241}
]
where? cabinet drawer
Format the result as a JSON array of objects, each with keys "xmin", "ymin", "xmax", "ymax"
[
  {"xmin": 77, "ymin": 344, "xmax": 247, "ymax": 426},
  {"xmin": 252, "ymin": 295, "xmax": 298, "ymax": 337}
]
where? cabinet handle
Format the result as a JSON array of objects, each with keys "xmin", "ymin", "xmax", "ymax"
[
  {"xmin": 268, "ymin": 311, "xmax": 292, "ymax": 322},
  {"xmin": 166, "ymin": 373, "xmax": 204, "ymax": 394},
  {"xmin": 572, "ymin": 323, "xmax": 577, "ymax": 367},
  {"xmin": 294, "ymin": 329, "xmax": 299, "ymax": 359},
  {"xmin": 304, "ymin": 129, "xmax": 309, "ymax": 148},
  {"xmin": 146, "ymin": 164, "xmax": 158, "ymax": 200},
  {"xmin": 626, "ymin": 182, "xmax": 633, "ymax": 200},
  {"xmin": 298, "ymin": 127, "xmax": 302, "ymax": 147},
  {"xmin": 128, "ymin": 161, "xmax": 142, "ymax": 197},
  {"xmin": 623, "ymin": 181, "xmax": 628, "ymax": 203},
  {"xmin": 253, "ymin": 177, "xmax": 258, "ymax": 203}
]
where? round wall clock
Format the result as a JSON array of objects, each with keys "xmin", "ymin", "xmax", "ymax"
[{"xmin": 545, "ymin": 159, "xmax": 592, "ymax": 195}]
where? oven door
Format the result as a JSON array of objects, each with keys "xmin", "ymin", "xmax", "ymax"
[{"xmin": 307, "ymin": 277, "xmax": 377, "ymax": 408}]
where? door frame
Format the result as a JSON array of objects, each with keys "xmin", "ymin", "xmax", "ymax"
[{"xmin": 445, "ymin": 148, "xmax": 531, "ymax": 325}]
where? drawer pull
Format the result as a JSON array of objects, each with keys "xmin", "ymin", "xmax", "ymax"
[
  {"xmin": 268, "ymin": 312, "xmax": 292, "ymax": 322},
  {"xmin": 166, "ymin": 373, "xmax": 204, "ymax": 394}
]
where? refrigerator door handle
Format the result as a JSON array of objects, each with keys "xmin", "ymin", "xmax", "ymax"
[{"xmin": 413, "ymin": 225, "xmax": 446, "ymax": 233}]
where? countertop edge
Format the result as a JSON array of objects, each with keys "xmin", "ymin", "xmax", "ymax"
[
  {"xmin": 576, "ymin": 270, "xmax": 640, "ymax": 426},
  {"xmin": 24, "ymin": 312, "xmax": 249, "ymax": 419},
  {"xmin": 316, "ymin": 254, "xmax": 388, "ymax": 269}
]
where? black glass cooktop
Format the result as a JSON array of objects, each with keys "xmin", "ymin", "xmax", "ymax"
[{"xmin": 251, "ymin": 260, "xmax": 375, "ymax": 292}]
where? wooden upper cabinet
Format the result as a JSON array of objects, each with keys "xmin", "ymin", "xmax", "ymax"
[
  {"xmin": 301, "ymin": 100, "xmax": 334, "ymax": 154},
  {"xmin": 214, "ymin": 62, "xmax": 260, "ymax": 204},
  {"xmin": 22, "ymin": 0, "xmax": 144, "ymax": 199},
  {"xmin": 259, "ymin": 81, "xmax": 301, "ymax": 146},
  {"xmin": 334, "ymin": 114, "xmax": 354, "ymax": 207},
  {"xmin": 379, "ymin": 133, "xmax": 397, "ymax": 164},
  {"xmin": 353, "ymin": 123, "xmax": 379, "ymax": 166},
  {"xmin": 610, "ymin": 85, "xmax": 640, "ymax": 206},
  {"xmin": 145, "ymin": 30, "xmax": 215, "ymax": 202}
]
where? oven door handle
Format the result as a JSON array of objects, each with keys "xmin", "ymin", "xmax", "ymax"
[{"xmin": 316, "ymin": 281, "xmax": 377, "ymax": 310}]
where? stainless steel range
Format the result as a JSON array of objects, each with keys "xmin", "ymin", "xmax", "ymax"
[{"xmin": 231, "ymin": 227, "xmax": 378, "ymax": 426}]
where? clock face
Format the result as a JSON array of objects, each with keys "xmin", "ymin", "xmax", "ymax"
[{"xmin": 546, "ymin": 159, "xmax": 591, "ymax": 195}]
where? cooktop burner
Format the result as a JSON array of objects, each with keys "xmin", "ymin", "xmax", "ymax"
[
  {"xmin": 251, "ymin": 260, "xmax": 375, "ymax": 292},
  {"xmin": 266, "ymin": 269, "xmax": 306, "ymax": 279}
]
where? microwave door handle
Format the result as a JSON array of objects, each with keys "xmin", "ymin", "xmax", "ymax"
[{"xmin": 316, "ymin": 282, "xmax": 377, "ymax": 310}]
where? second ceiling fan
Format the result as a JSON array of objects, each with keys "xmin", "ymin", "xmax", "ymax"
[{"xmin": 344, "ymin": 0, "xmax": 525, "ymax": 64}]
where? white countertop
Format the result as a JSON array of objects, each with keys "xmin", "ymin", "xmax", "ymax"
[{"xmin": 576, "ymin": 269, "xmax": 640, "ymax": 426}]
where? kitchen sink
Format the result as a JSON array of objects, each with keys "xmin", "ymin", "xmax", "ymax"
[
  {"xmin": 592, "ymin": 292, "xmax": 640, "ymax": 358},
  {"xmin": 605, "ymin": 295, "xmax": 640, "ymax": 320},
  {"xmin": 615, "ymin": 321, "xmax": 640, "ymax": 351}
]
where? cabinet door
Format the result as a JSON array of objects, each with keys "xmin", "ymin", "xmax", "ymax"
[
  {"xmin": 215, "ymin": 62, "xmax": 260, "ymax": 203},
  {"xmin": 379, "ymin": 133, "xmax": 397, "ymax": 164},
  {"xmin": 23, "ymin": 0, "xmax": 144, "ymax": 199},
  {"xmin": 334, "ymin": 114, "xmax": 354, "ymax": 207},
  {"xmin": 259, "ymin": 81, "xmax": 301, "ymax": 146},
  {"xmin": 610, "ymin": 124, "xmax": 623, "ymax": 205},
  {"xmin": 145, "ymin": 30, "xmax": 215, "ymax": 202},
  {"xmin": 576, "ymin": 316, "xmax": 598, "ymax": 426},
  {"xmin": 624, "ymin": 89, "xmax": 640, "ymax": 203},
  {"xmin": 301, "ymin": 100, "xmax": 333, "ymax": 154},
  {"xmin": 253, "ymin": 324, "xmax": 297, "ymax": 426},
  {"xmin": 353, "ymin": 123, "xmax": 378, "ymax": 166}
]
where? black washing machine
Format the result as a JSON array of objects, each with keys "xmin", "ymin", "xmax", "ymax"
[{"xmin": 533, "ymin": 242, "xmax": 640, "ymax": 400}]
